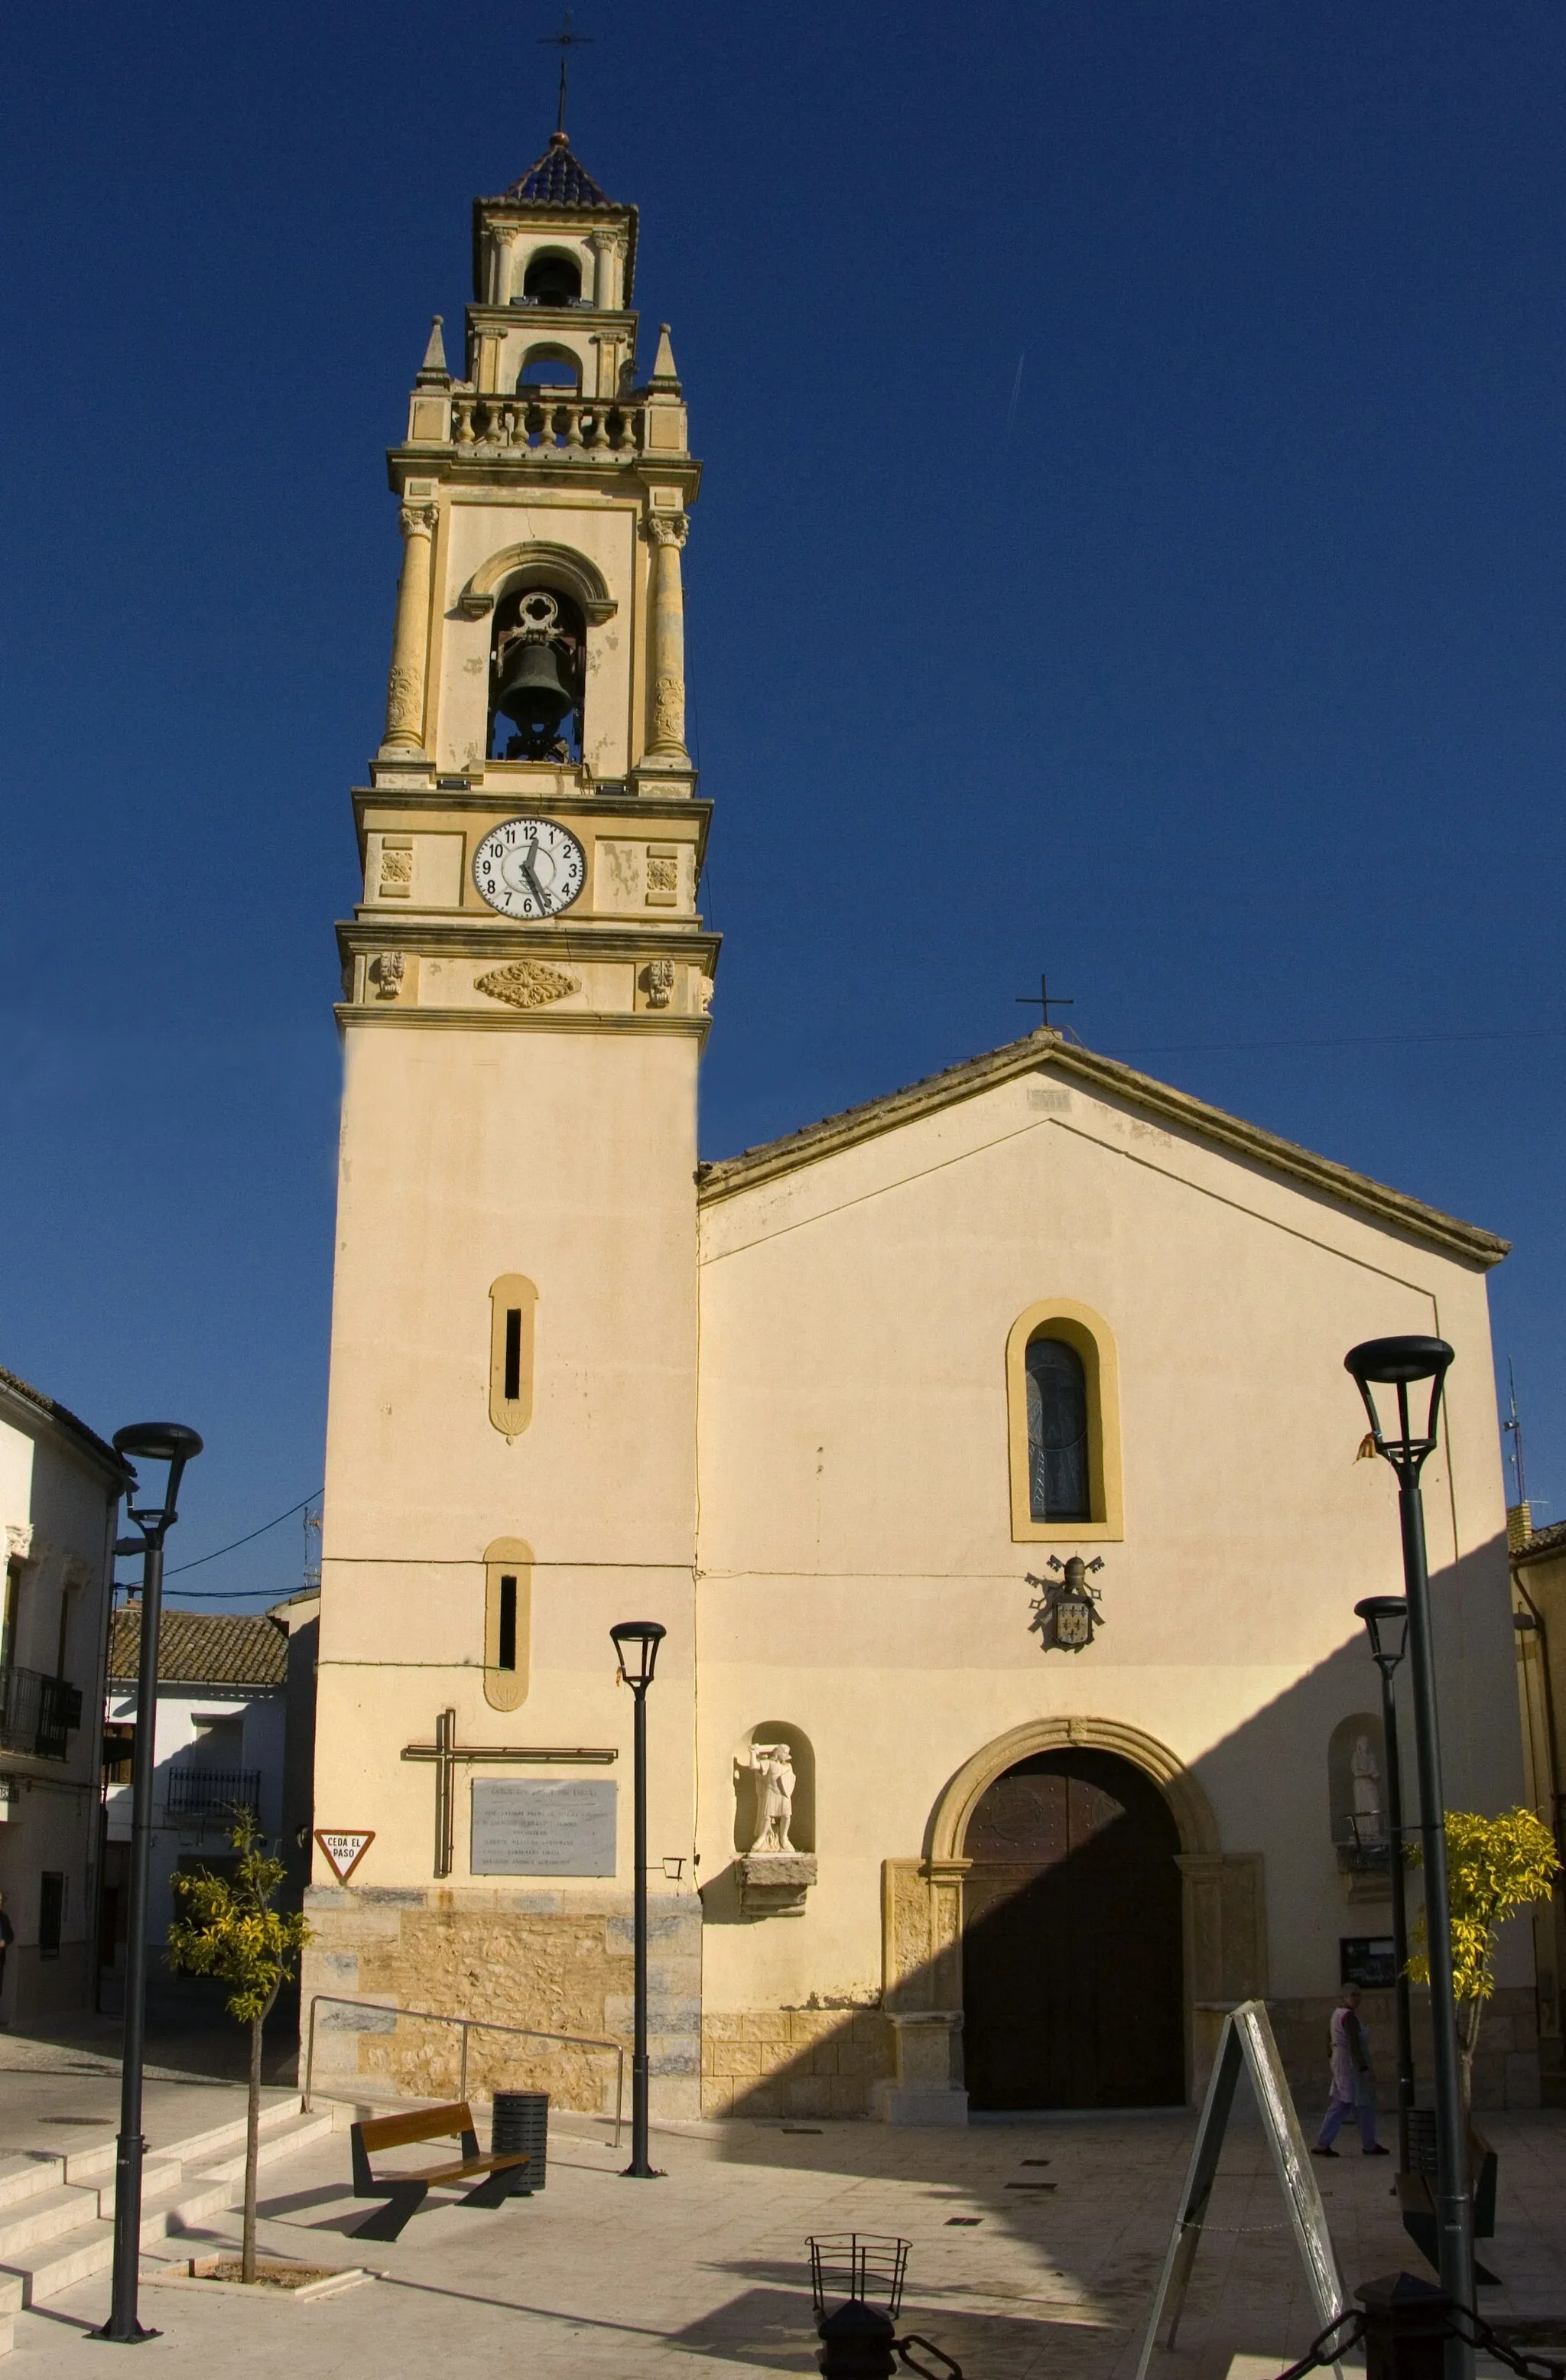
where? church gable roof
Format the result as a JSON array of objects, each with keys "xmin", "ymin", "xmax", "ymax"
[
  {"xmin": 696, "ymin": 1030, "xmax": 1509, "ymax": 1269},
  {"xmin": 503, "ymin": 132, "xmax": 610, "ymax": 207}
]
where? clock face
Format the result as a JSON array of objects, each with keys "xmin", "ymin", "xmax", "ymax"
[{"xmin": 473, "ymin": 816, "xmax": 586, "ymax": 920}]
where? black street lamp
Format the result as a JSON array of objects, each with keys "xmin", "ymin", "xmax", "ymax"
[
  {"xmin": 92, "ymin": 1422, "xmax": 203, "ymax": 2346},
  {"xmin": 1353, "ymin": 1594, "xmax": 1415, "ymax": 2172},
  {"xmin": 610, "ymin": 1619, "xmax": 665, "ymax": 2180},
  {"xmin": 1344, "ymin": 1336, "xmax": 1473, "ymax": 2364}
]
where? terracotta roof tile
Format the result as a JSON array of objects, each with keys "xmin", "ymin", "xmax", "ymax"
[
  {"xmin": 504, "ymin": 132, "xmax": 609, "ymax": 206},
  {"xmin": 108, "ymin": 1608, "xmax": 287, "ymax": 1689},
  {"xmin": 0, "ymin": 1364, "xmax": 125, "ymax": 1478}
]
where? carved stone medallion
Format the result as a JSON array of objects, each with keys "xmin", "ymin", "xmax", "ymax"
[{"xmin": 475, "ymin": 959, "xmax": 581, "ymax": 1010}]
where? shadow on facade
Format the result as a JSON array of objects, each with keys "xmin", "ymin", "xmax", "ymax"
[{"xmin": 702, "ymin": 1534, "xmax": 1534, "ymax": 2133}]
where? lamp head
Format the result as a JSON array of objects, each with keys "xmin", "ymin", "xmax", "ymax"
[
  {"xmin": 1344, "ymin": 1336, "xmax": 1454, "ymax": 1465},
  {"xmin": 1354, "ymin": 1594, "xmax": 1409, "ymax": 1671},
  {"xmin": 610, "ymin": 1619, "xmax": 666, "ymax": 1689},
  {"xmin": 112, "ymin": 1421, "xmax": 203, "ymax": 1533}
]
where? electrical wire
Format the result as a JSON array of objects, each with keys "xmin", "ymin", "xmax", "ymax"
[
  {"xmin": 113, "ymin": 1489, "xmax": 323, "ymax": 1594},
  {"xmin": 164, "ymin": 1491, "xmax": 322, "ymax": 1575},
  {"xmin": 1100, "ymin": 1028, "xmax": 1565, "ymax": 1058}
]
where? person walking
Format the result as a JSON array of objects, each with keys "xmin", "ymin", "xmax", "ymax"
[{"xmin": 1312, "ymin": 1984, "xmax": 1388, "ymax": 2156}]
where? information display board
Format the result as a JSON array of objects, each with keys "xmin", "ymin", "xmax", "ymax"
[
  {"xmin": 1134, "ymin": 1999, "xmax": 1347, "ymax": 2380},
  {"xmin": 470, "ymin": 1777, "xmax": 618, "ymax": 1876}
]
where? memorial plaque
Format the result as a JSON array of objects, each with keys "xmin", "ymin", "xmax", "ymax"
[{"xmin": 470, "ymin": 1777, "xmax": 618, "ymax": 1876}]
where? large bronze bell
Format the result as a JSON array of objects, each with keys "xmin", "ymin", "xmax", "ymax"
[{"xmin": 495, "ymin": 636, "xmax": 574, "ymax": 739}]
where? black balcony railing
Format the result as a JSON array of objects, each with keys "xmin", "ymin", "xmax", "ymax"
[
  {"xmin": 0, "ymin": 1666, "xmax": 84, "ymax": 1761},
  {"xmin": 163, "ymin": 1767, "xmax": 262, "ymax": 1819}
]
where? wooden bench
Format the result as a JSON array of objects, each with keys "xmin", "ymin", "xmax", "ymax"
[
  {"xmin": 1397, "ymin": 2126, "xmax": 1499, "ymax": 2286},
  {"xmin": 349, "ymin": 2101, "xmax": 530, "ymax": 2241}
]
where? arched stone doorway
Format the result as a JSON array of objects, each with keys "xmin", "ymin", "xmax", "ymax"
[
  {"xmin": 961, "ymin": 1746, "xmax": 1184, "ymax": 2108},
  {"xmin": 876, "ymin": 1719, "xmax": 1265, "ymax": 2122}
]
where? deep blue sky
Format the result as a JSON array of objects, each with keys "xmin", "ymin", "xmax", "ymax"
[{"xmin": 3, "ymin": 1, "xmax": 1562, "ymax": 1604}]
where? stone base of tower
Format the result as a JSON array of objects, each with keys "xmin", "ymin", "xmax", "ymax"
[{"xmin": 300, "ymin": 1885, "xmax": 702, "ymax": 2122}]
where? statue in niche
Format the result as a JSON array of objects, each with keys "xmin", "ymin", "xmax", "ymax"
[
  {"xmin": 749, "ymin": 1744, "xmax": 796, "ymax": 1853},
  {"xmin": 1350, "ymin": 1734, "xmax": 1383, "ymax": 1840}
]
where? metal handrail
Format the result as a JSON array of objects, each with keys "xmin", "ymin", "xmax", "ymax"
[{"xmin": 302, "ymin": 1992, "xmax": 625, "ymax": 2149}]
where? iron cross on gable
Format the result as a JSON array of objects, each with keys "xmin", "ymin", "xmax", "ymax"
[
  {"xmin": 401, "ymin": 1709, "xmax": 617, "ymax": 1878},
  {"xmin": 1016, "ymin": 972, "xmax": 1075, "ymax": 1032}
]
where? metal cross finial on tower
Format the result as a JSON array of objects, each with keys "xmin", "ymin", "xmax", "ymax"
[
  {"xmin": 1016, "ymin": 971, "xmax": 1075, "ymax": 1033},
  {"xmin": 538, "ymin": 8, "xmax": 594, "ymax": 136}
]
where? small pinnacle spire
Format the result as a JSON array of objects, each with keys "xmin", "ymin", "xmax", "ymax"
[
  {"xmin": 649, "ymin": 323, "xmax": 681, "ymax": 390},
  {"xmin": 416, "ymin": 314, "xmax": 449, "ymax": 385}
]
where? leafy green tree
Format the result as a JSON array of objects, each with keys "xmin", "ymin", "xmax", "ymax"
[
  {"xmin": 1408, "ymin": 1806, "xmax": 1558, "ymax": 2107},
  {"xmin": 167, "ymin": 1809, "xmax": 310, "ymax": 2282}
]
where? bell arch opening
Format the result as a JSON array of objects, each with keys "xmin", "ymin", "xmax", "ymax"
[
  {"xmin": 518, "ymin": 346, "xmax": 582, "ymax": 392},
  {"xmin": 522, "ymin": 249, "xmax": 582, "ymax": 307},
  {"xmin": 488, "ymin": 583, "xmax": 586, "ymax": 762}
]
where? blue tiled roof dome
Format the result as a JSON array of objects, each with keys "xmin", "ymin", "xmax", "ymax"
[{"xmin": 506, "ymin": 131, "xmax": 611, "ymax": 206}]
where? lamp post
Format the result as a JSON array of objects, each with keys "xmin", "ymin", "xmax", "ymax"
[
  {"xmin": 1344, "ymin": 1336, "xmax": 1472, "ymax": 2371},
  {"xmin": 1353, "ymin": 1594, "xmax": 1415, "ymax": 2173},
  {"xmin": 92, "ymin": 1422, "xmax": 203, "ymax": 2346},
  {"xmin": 609, "ymin": 1619, "xmax": 665, "ymax": 2180}
]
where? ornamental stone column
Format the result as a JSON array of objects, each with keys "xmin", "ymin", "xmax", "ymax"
[
  {"xmin": 589, "ymin": 227, "xmax": 625, "ymax": 311},
  {"xmin": 643, "ymin": 513, "xmax": 690, "ymax": 762},
  {"xmin": 380, "ymin": 502, "xmax": 438, "ymax": 755},
  {"xmin": 489, "ymin": 225, "xmax": 521, "ymax": 305}
]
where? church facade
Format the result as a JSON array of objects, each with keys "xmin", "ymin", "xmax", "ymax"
[{"xmin": 302, "ymin": 137, "xmax": 1535, "ymax": 2120}]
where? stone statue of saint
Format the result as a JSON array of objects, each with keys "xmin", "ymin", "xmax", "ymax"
[
  {"xmin": 751, "ymin": 1744, "xmax": 796, "ymax": 1854},
  {"xmin": 1351, "ymin": 1734, "xmax": 1382, "ymax": 1835}
]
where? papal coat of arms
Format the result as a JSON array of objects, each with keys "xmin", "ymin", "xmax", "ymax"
[{"xmin": 1028, "ymin": 1554, "xmax": 1106, "ymax": 1653}]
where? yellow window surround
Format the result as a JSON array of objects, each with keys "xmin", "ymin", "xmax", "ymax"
[
  {"xmin": 482, "ymin": 1537, "xmax": 532, "ymax": 1712},
  {"xmin": 1005, "ymin": 1296, "xmax": 1124, "ymax": 1543},
  {"xmin": 488, "ymin": 1273, "xmax": 538, "ymax": 1439}
]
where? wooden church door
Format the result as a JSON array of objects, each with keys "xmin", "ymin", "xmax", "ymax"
[{"xmin": 960, "ymin": 1748, "xmax": 1185, "ymax": 2109}]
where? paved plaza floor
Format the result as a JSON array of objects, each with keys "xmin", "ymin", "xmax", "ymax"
[{"xmin": 7, "ymin": 2099, "xmax": 1566, "ymax": 2380}]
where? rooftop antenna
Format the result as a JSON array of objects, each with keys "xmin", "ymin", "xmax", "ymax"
[
  {"xmin": 302, "ymin": 1502, "xmax": 323, "ymax": 1594},
  {"xmin": 538, "ymin": 8, "xmax": 594, "ymax": 136},
  {"xmin": 1016, "ymin": 970, "xmax": 1075, "ymax": 1034},
  {"xmin": 1504, "ymin": 1358, "xmax": 1528, "ymax": 1509}
]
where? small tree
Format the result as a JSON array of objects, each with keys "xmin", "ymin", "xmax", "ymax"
[
  {"xmin": 167, "ymin": 1809, "xmax": 310, "ymax": 2282},
  {"xmin": 1408, "ymin": 1806, "xmax": 1558, "ymax": 2109}
]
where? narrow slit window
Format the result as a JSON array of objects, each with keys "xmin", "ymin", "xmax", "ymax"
[
  {"xmin": 483, "ymin": 1540, "xmax": 531, "ymax": 1710},
  {"xmin": 488, "ymin": 1274, "xmax": 537, "ymax": 1436}
]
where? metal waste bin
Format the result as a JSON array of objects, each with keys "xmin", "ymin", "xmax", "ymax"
[{"xmin": 491, "ymin": 2090, "xmax": 548, "ymax": 2193}]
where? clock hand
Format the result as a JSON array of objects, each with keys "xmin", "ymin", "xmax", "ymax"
[{"xmin": 520, "ymin": 860, "xmax": 550, "ymax": 912}]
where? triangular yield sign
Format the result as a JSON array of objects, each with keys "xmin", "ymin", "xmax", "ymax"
[{"xmin": 314, "ymin": 1829, "xmax": 375, "ymax": 1884}]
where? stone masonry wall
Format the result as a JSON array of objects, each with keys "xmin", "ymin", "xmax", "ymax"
[
  {"xmin": 701, "ymin": 2007, "xmax": 895, "ymax": 2118},
  {"xmin": 1268, "ymin": 1985, "xmax": 1540, "ymax": 2114},
  {"xmin": 301, "ymin": 1884, "xmax": 702, "ymax": 2119}
]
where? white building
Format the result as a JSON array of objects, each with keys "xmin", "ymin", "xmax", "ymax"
[
  {"xmin": 0, "ymin": 1365, "xmax": 122, "ymax": 2023},
  {"xmin": 102, "ymin": 1608, "xmax": 291, "ymax": 1972}
]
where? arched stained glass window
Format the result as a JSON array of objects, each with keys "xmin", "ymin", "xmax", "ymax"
[{"xmin": 1025, "ymin": 1335, "xmax": 1090, "ymax": 1523}]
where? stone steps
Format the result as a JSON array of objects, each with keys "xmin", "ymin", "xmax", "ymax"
[{"xmin": 0, "ymin": 2102, "xmax": 340, "ymax": 2331}]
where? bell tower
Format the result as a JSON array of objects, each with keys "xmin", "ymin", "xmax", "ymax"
[{"xmin": 307, "ymin": 133, "xmax": 714, "ymax": 2114}]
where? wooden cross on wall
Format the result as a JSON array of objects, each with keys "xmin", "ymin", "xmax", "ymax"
[{"xmin": 402, "ymin": 1709, "xmax": 618, "ymax": 1878}]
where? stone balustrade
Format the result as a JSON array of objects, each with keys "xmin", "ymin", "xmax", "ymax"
[{"xmin": 411, "ymin": 395, "xmax": 673, "ymax": 460}]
